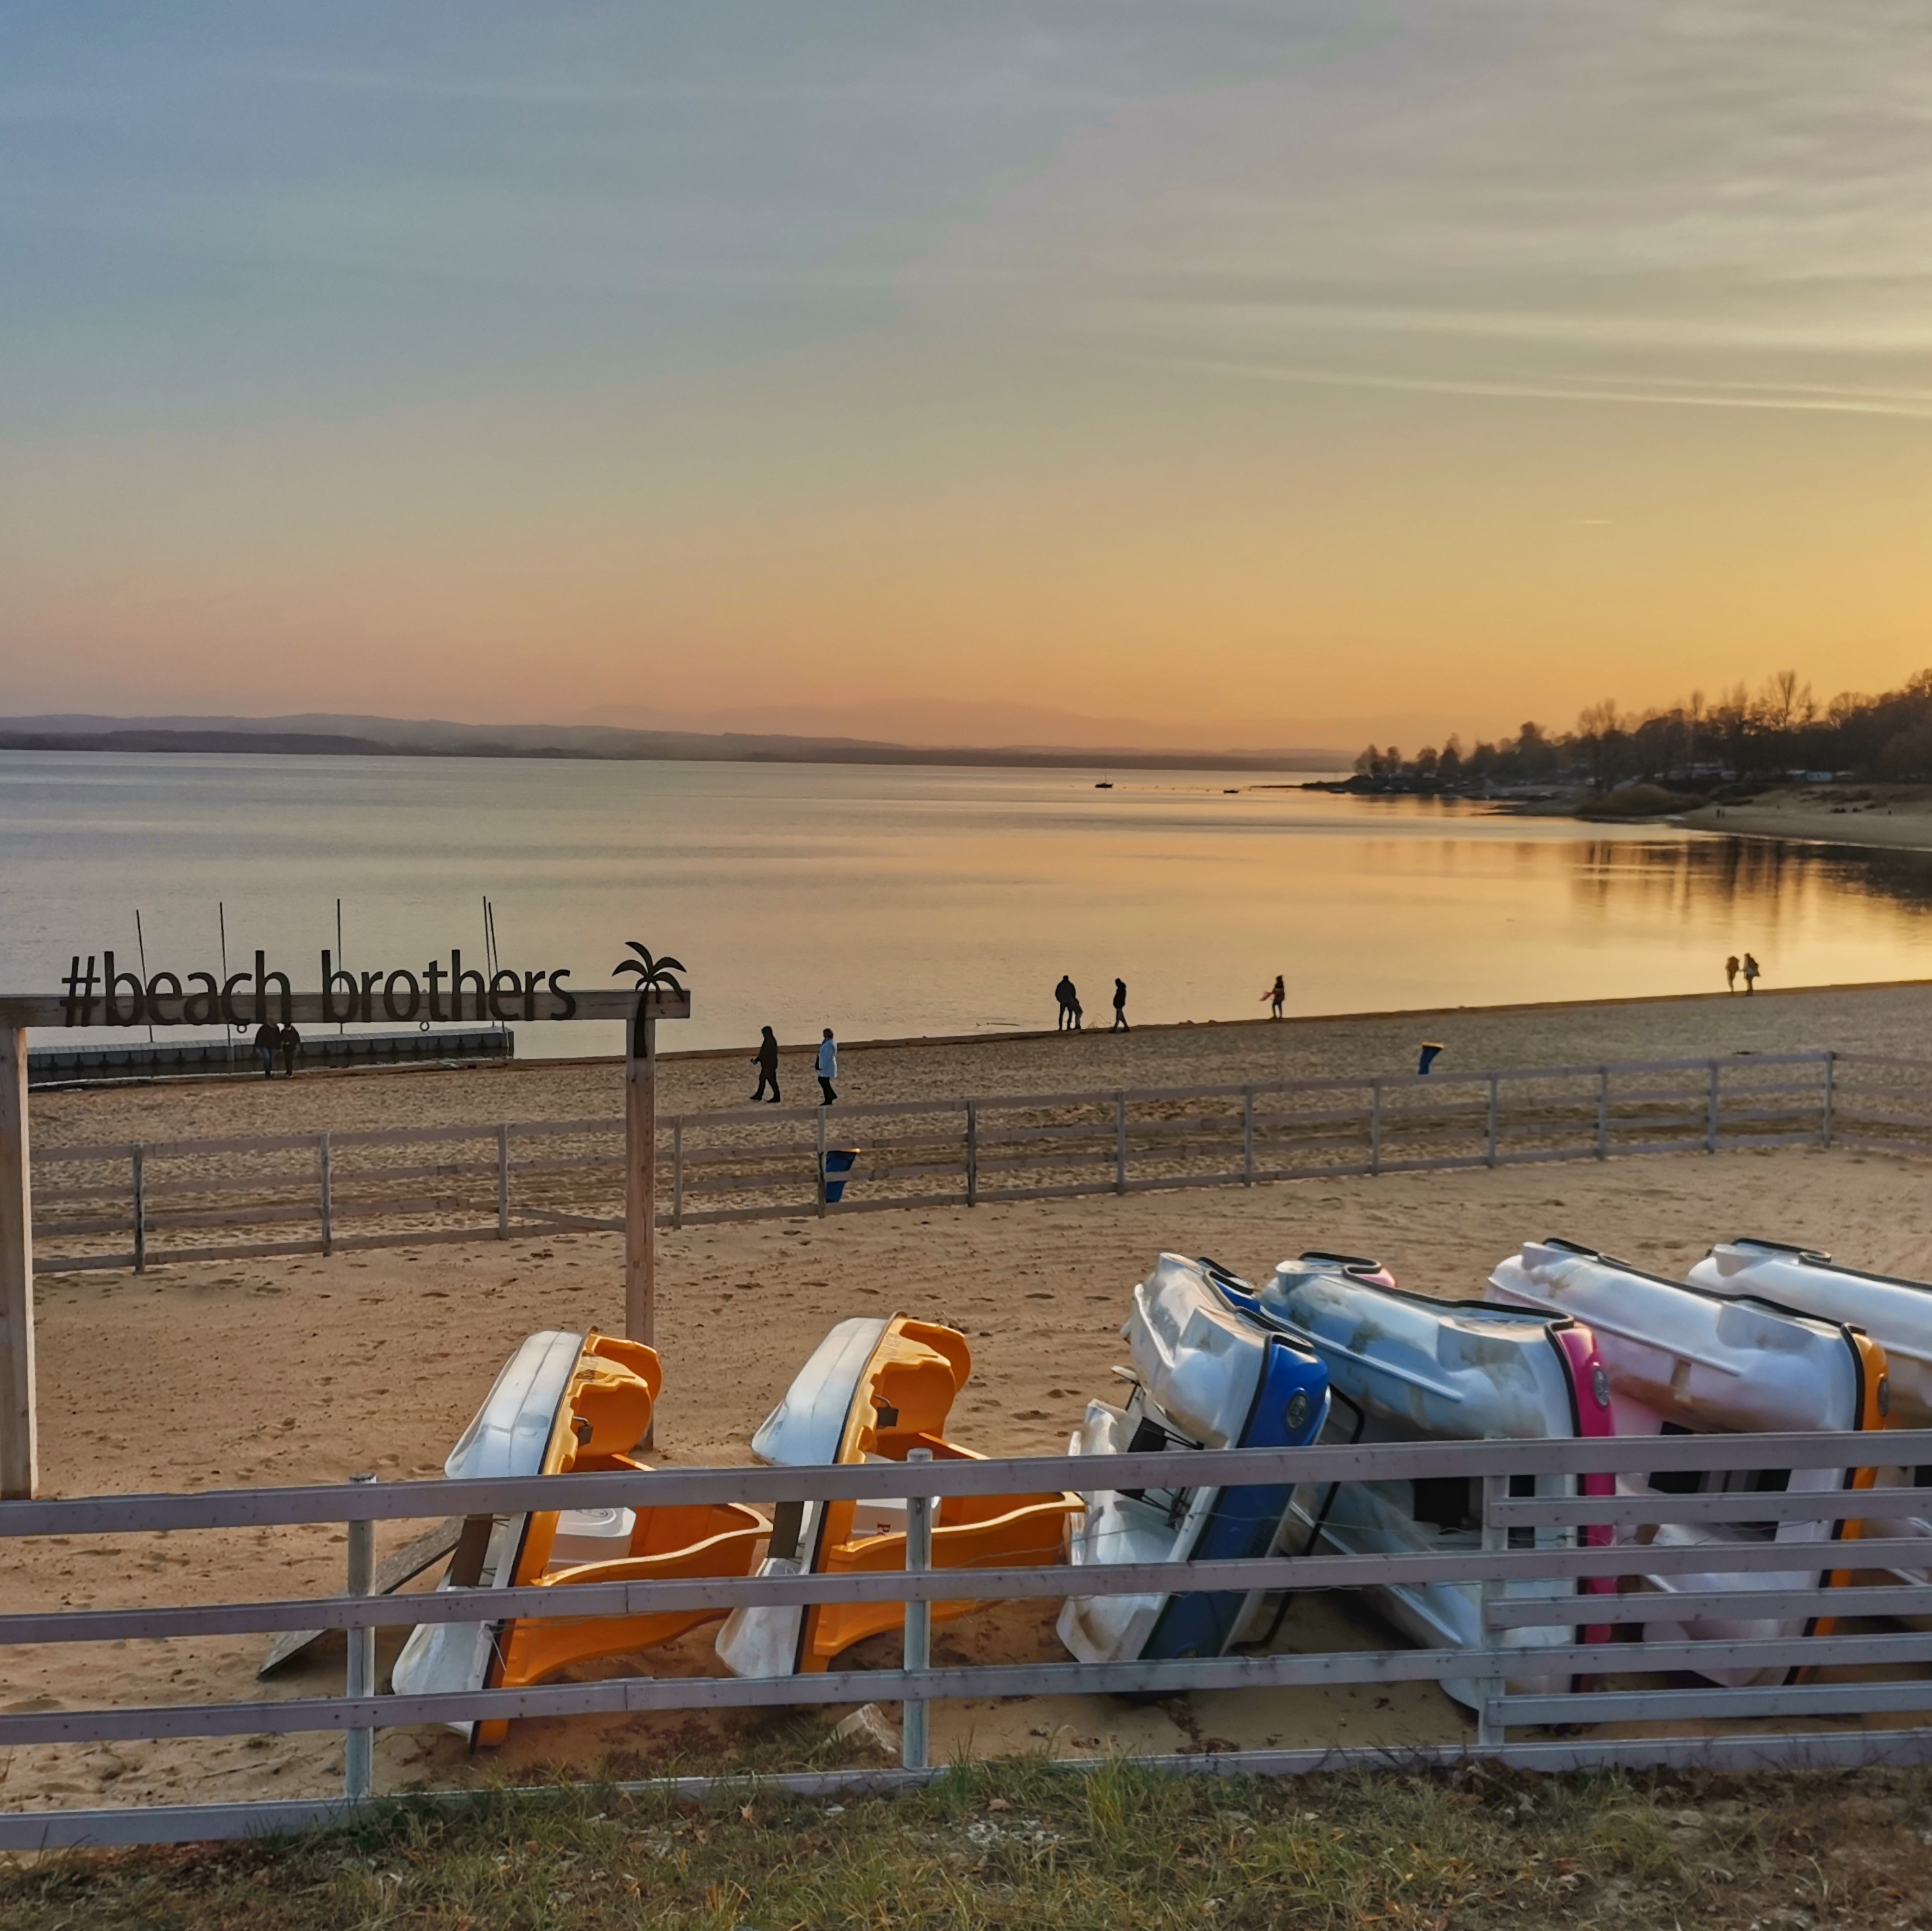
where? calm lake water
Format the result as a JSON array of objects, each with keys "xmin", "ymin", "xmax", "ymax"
[{"xmin": 5, "ymin": 751, "xmax": 1932, "ymax": 1058}]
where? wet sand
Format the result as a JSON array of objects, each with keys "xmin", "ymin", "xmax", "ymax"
[{"xmin": 1683, "ymin": 784, "xmax": 1932, "ymax": 852}]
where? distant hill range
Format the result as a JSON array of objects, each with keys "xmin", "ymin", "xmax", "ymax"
[{"xmin": 0, "ymin": 713, "xmax": 1346, "ymax": 773}]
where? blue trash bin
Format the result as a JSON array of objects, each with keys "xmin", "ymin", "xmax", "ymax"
[{"xmin": 821, "ymin": 1147, "xmax": 860, "ymax": 1204}]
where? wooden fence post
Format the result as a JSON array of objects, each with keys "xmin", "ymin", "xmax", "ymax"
[
  {"xmin": 0, "ymin": 1025, "xmax": 34, "ymax": 1500},
  {"xmin": 1485, "ymin": 1075, "xmax": 1499, "ymax": 1168},
  {"xmin": 495, "ymin": 1125, "xmax": 511, "ymax": 1238},
  {"xmin": 1369, "ymin": 1079, "xmax": 1382, "ymax": 1176},
  {"xmin": 1596, "ymin": 1067, "xmax": 1610, "ymax": 1159},
  {"xmin": 902, "ymin": 1445, "xmax": 933, "ymax": 1771},
  {"xmin": 1475, "ymin": 1472, "xmax": 1507, "ymax": 1750},
  {"xmin": 672, "ymin": 1118, "xmax": 684, "ymax": 1230},
  {"xmin": 964, "ymin": 1101, "xmax": 978, "ymax": 1207},
  {"xmin": 318, "ymin": 1133, "xmax": 333, "ymax": 1256},
  {"xmin": 1242, "ymin": 1085, "xmax": 1255, "ymax": 1186},
  {"xmin": 1821, "ymin": 1052, "xmax": 1835, "ymax": 1147},
  {"xmin": 344, "ymin": 1471, "xmax": 375, "ymax": 1803},
  {"xmin": 625, "ymin": 1007, "xmax": 656, "ymax": 1348},
  {"xmin": 1706, "ymin": 1061, "xmax": 1720, "ymax": 1154},
  {"xmin": 1114, "ymin": 1092, "xmax": 1127, "ymax": 1194},
  {"xmin": 131, "ymin": 1146, "xmax": 146, "ymax": 1274},
  {"xmin": 815, "ymin": 1105, "xmax": 827, "ymax": 1219}
]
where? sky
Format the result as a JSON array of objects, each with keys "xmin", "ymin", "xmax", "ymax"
[{"xmin": 3, "ymin": 3, "xmax": 1929, "ymax": 751}]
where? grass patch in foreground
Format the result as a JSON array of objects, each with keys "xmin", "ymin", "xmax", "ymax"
[{"xmin": 5, "ymin": 1759, "xmax": 1932, "ymax": 1930}]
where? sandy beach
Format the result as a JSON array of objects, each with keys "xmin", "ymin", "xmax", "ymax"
[
  {"xmin": 1683, "ymin": 784, "xmax": 1932, "ymax": 852},
  {"xmin": 9, "ymin": 986, "xmax": 1932, "ymax": 1813}
]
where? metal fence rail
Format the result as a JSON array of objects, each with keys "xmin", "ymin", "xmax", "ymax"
[
  {"xmin": 6, "ymin": 1428, "xmax": 1932, "ymax": 1846},
  {"xmin": 34, "ymin": 1048, "xmax": 1923, "ymax": 1275}
]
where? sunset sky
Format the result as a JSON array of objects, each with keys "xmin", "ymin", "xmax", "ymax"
[{"xmin": 4, "ymin": 4, "xmax": 1929, "ymax": 749}]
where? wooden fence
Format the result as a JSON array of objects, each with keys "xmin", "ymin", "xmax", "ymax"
[
  {"xmin": 4, "ymin": 1428, "xmax": 1932, "ymax": 1846},
  {"xmin": 29, "ymin": 1050, "xmax": 1932, "ymax": 1276}
]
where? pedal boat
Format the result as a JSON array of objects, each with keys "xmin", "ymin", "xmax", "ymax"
[
  {"xmin": 392, "ymin": 1331, "xmax": 767, "ymax": 1744},
  {"xmin": 714, "ymin": 1315, "xmax": 1081, "ymax": 1678},
  {"xmin": 1057, "ymin": 1253, "xmax": 1330, "ymax": 1665},
  {"xmin": 1687, "ymin": 1238, "xmax": 1932, "ymax": 1575},
  {"xmin": 1489, "ymin": 1240, "xmax": 1888, "ymax": 1681},
  {"xmin": 1244, "ymin": 1256, "xmax": 1616, "ymax": 1703}
]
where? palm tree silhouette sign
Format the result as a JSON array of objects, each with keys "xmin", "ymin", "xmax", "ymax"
[{"xmin": 613, "ymin": 943, "xmax": 687, "ymax": 1009}]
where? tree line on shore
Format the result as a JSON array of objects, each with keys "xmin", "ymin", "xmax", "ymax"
[{"xmin": 1351, "ymin": 666, "xmax": 1932, "ymax": 795}]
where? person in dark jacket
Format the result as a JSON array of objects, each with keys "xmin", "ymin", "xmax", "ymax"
[
  {"xmin": 278, "ymin": 1021, "xmax": 302, "ymax": 1078},
  {"xmin": 1055, "ymin": 974, "xmax": 1077, "ymax": 1030},
  {"xmin": 1111, "ymin": 978, "xmax": 1129, "ymax": 1031},
  {"xmin": 751, "ymin": 1026, "xmax": 781, "ymax": 1103},
  {"xmin": 253, "ymin": 1019, "xmax": 279, "ymax": 1079}
]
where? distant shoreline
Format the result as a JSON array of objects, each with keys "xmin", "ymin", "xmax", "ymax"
[{"xmin": 1683, "ymin": 785, "xmax": 1932, "ymax": 856}]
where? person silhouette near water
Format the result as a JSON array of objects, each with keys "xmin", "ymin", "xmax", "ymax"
[
  {"xmin": 1263, "ymin": 975, "xmax": 1285, "ymax": 1019},
  {"xmin": 1055, "ymin": 975, "xmax": 1077, "ymax": 1030},
  {"xmin": 1111, "ymin": 979, "xmax": 1129, "ymax": 1031},
  {"xmin": 816, "ymin": 1027, "xmax": 839, "ymax": 1104},
  {"xmin": 1742, "ymin": 952, "xmax": 1760, "ymax": 994},
  {"xmin": 751, "ymin": 1025, "xmax": 780, "ymax": 1103},
  {"xmin": 1725, "ymin": 955, "xmax": 1739, "ymax": 992}
]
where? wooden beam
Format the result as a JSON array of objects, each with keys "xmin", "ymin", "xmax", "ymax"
[
  {"xmin": 0, "ymin": 1025, "xmax": 36, "ymax": 1500},
  {"xmin": 625, "ymin": 1009, "xmax": 656, "ymax": 1350}
]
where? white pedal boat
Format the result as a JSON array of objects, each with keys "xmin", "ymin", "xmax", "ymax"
[
  {"xmin": 1246, "ymin": 1258, "xmax": 1617, "ymax": 1704},
  {"xmin": 1489, "ymin": 1240, "xmax": 1888, "ymax": 1682},
  {"xmin": 1057, "ymin": 1254, "xmax": 1330, "ymax": 1665},
  {"xmin": 1688, "ymin": 1238, "xmax": 1932, "ymax": 1574},
  {"xmin": 715, "ymin": 1315, "xmax": 1079, "ymax": 1678},
  {"xmin": 392, "ymin": 1331, "xmax": 766, "ymax": 1744}
]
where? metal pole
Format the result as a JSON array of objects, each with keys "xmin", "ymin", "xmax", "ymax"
[
  {"xmin": 902, "ymin": 1445, "xmax": 933, "ymax": 1771},
  {"xmin": 344, "ymin": 1471, "xmax": 376, "ymax": 1804},
  {"xmin": 625, "ymin": 1009, "xmax": 657, "ymax": 1346},
  {"xmin": 1821, "ymin": 1051, "xmax": 1835, "ymax": 1148},
  {"xmin": 319, "ymin": 1133, "xmax": 333, "ymax": 1257},
  {"xmin": 672, "ymin": 1118, "xmax": 684, "ymax": 1230},
  {"xmin": 815, "ymin": 1105, "xmax": 828, "ymax": 1218},
  {"xmin": 1475, "ymin": 1471, "xmax": 1507, "ymax": 1750},
  {"xmin": 0, "ymin": 1025, "xmax": 36, "ymax": 1500},
  {"xmin": 496, "ymin": 1124, "xmax": 511, "ymax": 1237},
  {"xmin": 1596, "ymin": 1067, "xmax": 1609, "ymax": 1160},
  {"xmin": 1485, "ymin": 1075, "xmax": 1499, "ymax": 1168},
  {"xmin": 1242, "ymin": 1084, "xmax": 1255, "ymax": 1186},
  {"xmin": 1114, "ymin": 1091, "xmax": 1127, "ymax": 1195},
  {"xmin": 964, "ymin": 1100, "xmax": 978, "ymax": 1207},
  {"xmin": 1369, "ymin": 1079, "xmax": 1382, "ymax": 1176},
  {"xmin": 131, "ymin": 1146, "xmax": 146, "ymax": 1275},
  {"xmin": 1706, "ymin": 1060, "xmax": 1720, "ymax": 1154}
]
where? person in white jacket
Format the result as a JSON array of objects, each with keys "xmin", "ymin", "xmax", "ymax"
[{"xmin": 815, "ymin": 1028, "xmax": 838, "ymax": 1106}]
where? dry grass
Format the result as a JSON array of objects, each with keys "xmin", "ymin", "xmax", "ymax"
[
  {"xmin": 6, "ymin": 1757, "xmax": 1932, "ymax": 1930},
  {"xmin": 1575, "ymin": 784, "xmax": 1702, "ymax": 820}
]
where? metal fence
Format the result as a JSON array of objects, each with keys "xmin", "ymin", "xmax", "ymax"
[
  {"xmin": 5, "ymin": 1428, "xmax": 1932, "ymax": 1847},
  {"xmin": 32, "ymin": 1049, "xmax": 1929, "ymax": 1276}
]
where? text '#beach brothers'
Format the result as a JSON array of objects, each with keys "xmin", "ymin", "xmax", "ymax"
[{"xmin": 61, "ymin": 951, "xmax": 578, "ymax": 1028}]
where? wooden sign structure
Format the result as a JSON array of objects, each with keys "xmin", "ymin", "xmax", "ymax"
[{"xmin": 0, "ymin": 955, "xmax": 687, "ymax": 1500}]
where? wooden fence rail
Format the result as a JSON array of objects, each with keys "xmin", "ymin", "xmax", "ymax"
[
  {"xmin": 5, "ymin": 1427, "xmax": 1932, "ymax": 1846},
  {"xmin": 26, "ymin": 1049, "xmax": 1932, "ymax": 1275}
]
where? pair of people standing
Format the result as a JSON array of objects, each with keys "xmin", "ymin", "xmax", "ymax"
[
  {"xmin": 1724, "ymin": 954, "xmax": 1762, "ymax": 994},
  {"xmin": 1054, "ymin": 976, "xmax": 1130, "ymax": 1031},
  {"xmin": 251, "ymin": 1020, "xmax": 302, "ymax": 1078},
  {"xmin": 750, "ymin": 1027, "xmax": 840, "ymax": 1105}
]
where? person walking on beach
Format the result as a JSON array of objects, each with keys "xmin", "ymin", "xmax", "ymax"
[
  {"xmin": 253, "ymin": 1019, "xmax": 279, "ymax": 1079},
  {"xmin": 1068, "ymin": 985, "xmax": 1084, "ymax": 1030},
  {"xmin": 278, "ymin": 1020, "xmax": 302, "ymax": 1078},
  {"xmin": 750, "ymin": 1025, "xmax": 781, "ymax": 1103},
  {"xmin": 1742, "ymin": 952, "xmax": 1760, "ymax": 994},
  {"xmin": 1725, "ymin": 955, "xmax": 1739, "ymax": 993},
  {"xmin": 1111, "ymin": 978, "xmax": 1129, "ymax": 1032},
  {"xmin": 816, "ymin": 1028, "xmax": 839, "ymax": 1105},
  {"xmin": 1264, "ymin": 975, "xmax": 1286, "ymax": 1019},
  {"xmin": 1055, "ymin": 975, "xmax": 1077, "ymax": 1031}
]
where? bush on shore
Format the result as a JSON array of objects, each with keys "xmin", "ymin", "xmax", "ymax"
[{"xmin": 1576, "ymin": 784, "xmax": 1701, "ymax": 820}]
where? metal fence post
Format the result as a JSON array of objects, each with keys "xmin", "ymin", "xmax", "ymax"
[
  {"xmin": 1706, "ymin": 1060, "xmax": 1720, "ymax": 1154},
  {"xmin": 318, "ymin": 1133, "xmax": 333, "ymax": 1257},
  {"xmin": 964, "ymin": 1101, "xmax": 978, "ymax": 1207},
  {"xmin": 344, "ymin": 1471, "xmax": 376, "ymax": 1804},
  {"xmin": 1485, "ymin": 1076, "xmax": 1499, "ymax": 1168},
  {"xmin": 1821, "ymin": 1051, "xmax": 1836, "ymax": 1147},
  {"xmin": 815, "ymin": 1107, "xmax": 828, "ymax": 1218},
  {"xmin": 1369, "ymin": 1079, "xmax": 1382, "ymax": 1174},
  {"xmin": 672, "ymin": 1118, "xmax": 684, "ymax": 1229},
  {"xmin": 1596, "ymin": 1067, "xmax": 1609, "ymax": 1159},
  {"xmin": 495, "ymin": 1125, "xmax": 511, "ymax": 1237},
  {"xmin": 131, "ymin": 1146, "xmax": 146, "ymax": 1275},
  {"xmin": 1242, "ymin": 1085, "xmax": 1255, "ymax": 1186},
  {"xmin": 1114, "ymin": 1092, "xmax": 1127, "ymax": 1195},
  {"xmin": 1475, "ymin": 1471, "xmax": 1506, "ymax": 1751},
  {"xmin": 902, "ymin": 1446, "xmax": 933, "ymax": 1771}
]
